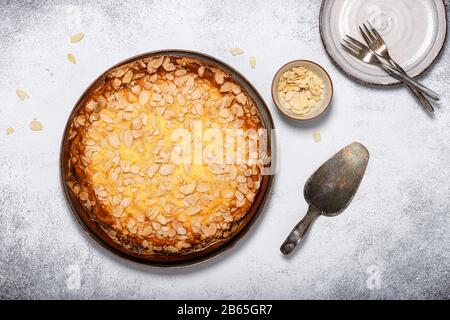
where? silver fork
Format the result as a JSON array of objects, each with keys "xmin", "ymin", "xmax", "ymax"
[
  {"xmin": 341, "ymin": 36, "xmax": 440, "ymax": 101},
  {"xmin": 360, "ymin": 21, "xmax": 434, "ymax": 113}
]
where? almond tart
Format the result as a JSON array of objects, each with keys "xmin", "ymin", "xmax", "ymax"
[{"xmin": 64, "ymin": 54, "xmax": 268, "ymax": 256}]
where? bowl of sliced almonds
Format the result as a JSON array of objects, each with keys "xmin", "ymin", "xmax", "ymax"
[{"xmin": 271, "ymin": 60, "xmax": 333, "ymax": 121}]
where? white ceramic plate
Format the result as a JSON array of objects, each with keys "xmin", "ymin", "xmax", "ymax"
[{"xmin": 320, "ymin": 0, "xmax": 447, "ymax": 86}]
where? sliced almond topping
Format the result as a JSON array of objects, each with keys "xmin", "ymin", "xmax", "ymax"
[
  {"xmin": 219, "ymin": 109, "xmax": 231, "ymax": 118},
  {"xmin": 220, "ymin": 82, "xmax": 233, "ymax": 93},
  {"xmin": 112, "ymin": 194, "xmax": 122, "ymax": 205},
  {"xmin": 222, "ymin": 189, "xmax": 234, "ymax": 198},
  {"xmin": 236, "ymin": 197, "xmax": 246, "ymax": 208},
  {"xmin": 164, "ymin": 203, "xmax": 176, "ymax": 214},
  {"xmin": 120, "ymin": 198, "xmax": 132, "ymax": 208},
  {"xmin": 235, "ymin": 190, "xmax": 244, "ymax": 201},
  {"xmin": 198, "ymin": 66, "xmax": 205, "ymax": 77},
  {"xmin": 214, "ymin": 72, "xmax": 224, "ymax": 85},
  {"xmin": 196, "ymin": 183, "xmax": 211, "ymax": 193},
  {"xmin": 152, "ymin": 93, "xmax": 162, "ymax": 101},
  {"xmin": 86, "ymin": 100, "xmax": 97, "ymax": 111},
  {"xmin": 112, "ymin": 206, "xmax": 124, "ymax": 217},
  {"xmin": 187, "ymin": 206, "xmax": 201, "ymax": 216},
  {"xmin": 202, "ymin": 223, "xmax": 217, "ymax": 237},
  {"xmin": 99, "ymin": 111, "xmax": 113, "ymax": 123},
  {"xmin": 122, "ymin": 70, "xmax": 133, "ymax": 83},
  {"xmin": 127, "ymin": 219, "xmax": 136, "ymax": 232},
  {"xmin": 194, "ymin": 103, "xmax": 203, "ymax": 116},
  {"xmin": 236, "ymin": 93, "xmax": 247, "ymax": 105},
  {"xmin": 175, "ymin": 69, "xmax": 187, "ymax": 77},
  {"xmin": 159, "ymin": 164, "xmax": 175, "ymax": 175},
  {"xmin": 151, "ymin": 56, "xmax": 164, "ymax": 69},
  {"xmin": 120, "ymin": 160, "xmax": 130, "ymax": 173},
  {"xmin": 208, "ymin": 164, "xmax": 225, "ymax": 175},
  {"xmin": 157, "ymin": 215, "xmax": 167, "ymax": 225},
  {"xmin": 147, "ymin": 164, "xmax": 159, "ymax": 177},
  {"xmin": 124, "ymin": 131, "xmax": 133, "ymax": 147},
  {"xmin": 76, "ymin": 115, "xmax": 86, "ymax": 126},
  {"xmin": 163, "ymin": 62, "xmax": 175, "ymax": 72},
  {"xmin": 107, "ymin": 133, "xmax": 120, "ymax": 148},
  {"xmin": 179, "ymin": 181, "xmax": 197, "ymax": 195}
]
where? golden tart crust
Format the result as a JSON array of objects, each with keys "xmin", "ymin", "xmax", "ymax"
[{"xmin": 66, "ymin": 55, "xmax": 265, "ymax": 255}]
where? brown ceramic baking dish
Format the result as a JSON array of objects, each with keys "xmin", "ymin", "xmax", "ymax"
[{"xmin": 60, "ymin": 49, "xmax": 275, "ymax": 267}]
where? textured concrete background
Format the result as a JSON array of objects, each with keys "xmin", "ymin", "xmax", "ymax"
[{"xmin": 0, "ymin": 0, "xmax": 449, "ymax": 299}]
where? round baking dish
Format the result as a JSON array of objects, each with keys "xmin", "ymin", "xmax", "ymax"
[{"xmin": 60, "ymin": 50, "xmax": 275, "ymax": 267}]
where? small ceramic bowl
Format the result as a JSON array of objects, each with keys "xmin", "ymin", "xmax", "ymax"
[{"xmin": 271, "ymin": 60, "xmax": 333, "ymax": 121}]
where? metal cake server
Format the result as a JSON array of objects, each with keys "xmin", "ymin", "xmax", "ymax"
[{"xmin": 280, "ymin": 142, "xmax": 369, "ymax": 255}]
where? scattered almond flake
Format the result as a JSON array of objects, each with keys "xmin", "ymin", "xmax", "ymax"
[
  {"xmin": 249, "ymin": 56, "xmax": 256, "ymax": 69},
  {"xmin": 67, "ymin": 53, "xmax": 77, "ymax": 64},
  {"xmin": 230, "ymin": 47, "xmax": 244, "ymax": 56},
  {"xmin": 29, "ymin": 118, "xmax": 43, "ymax": 131},
  {"xmin": 313, "ymin": 132, "xmax": 321, "ymax": 143},
  {"xmin": 70, "ymin": 32, "xmax": 85, "ymax": 43},
  {"xmin": 16, "ymin": 89, "xmax": 29, "ymax": 101},
  {"xmin": 6, "ymin": 127, "xmax": 14, "ymax": 135}
]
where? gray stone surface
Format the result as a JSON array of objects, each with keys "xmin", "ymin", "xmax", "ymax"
[{"xmin": 0, "ymin": 0, "xmax": 449, "ymax": 299}]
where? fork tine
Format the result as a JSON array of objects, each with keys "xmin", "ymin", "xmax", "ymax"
[
  {"xmin": 366, "ymin": 21, "xmax": 383, "ymax": 40},
  {"xmin": 343, "ymin": 39, "xmax": 361, "ymax": 52},
  {"xmin": 345, "ymin": 35, "xmax": 369, "ymax": 50},
  {"xmin": 359, "ymin": 26, "xmax": 372, "ymax": 45},
  {"xmin": 341, "ymin": 43, "xmax": 359, "ymax": 58},
  {"xmin": 362, "ymin": 24, "xmax": 375, "ymax": 42}
]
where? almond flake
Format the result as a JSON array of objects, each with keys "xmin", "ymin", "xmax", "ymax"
[
  {"xmin": 196, "ymin": 183, "xmax": 210, "ymax": 193},
  {"xmin": 249, "ymin": 56, "xmax": 256, "ymax": 69},
  {"xmin": 180, "ymin": 181, "xmax": 197, "ymax": 195},
  {"xmin": 124, "ymin": 131, "xmax": 133, "ymax": 147},
  {"xmin": 16, "ymin": 89, "xmax": 29, "ymax": 101},
  {"xmin": 29, "ymin": 119, "xmax": 43, "ymax": 131},
  {"xmin": 147, "ymin": 164, "xmax": 159, "ymax": 177},
  {"xmin": 187, "ymin": 206, "xmax": 201, "ymax": 216},
  {"xmin": 230, "ymin": 47, "xmax": 244, "ymax": 56},
  {"xmin": 107, "ymin": 133, "xmax": 120, "ymax": 148},
  {"xmin": 99, "ymin": 111, "xmax": 113, "ymax": 123},
  {"xmin": 112, "ymin": 206, "xmax": 123, "ymax": 218},
  {"xmin": 70, "ymin": 32, "xmax": 85, "ymax": 43},
  {"xmin": 67, "ymin": 53, "xmax": 77, "ymax": 64},
  {"xmin": 313, "ymin": 132, "xmax": 321, "ymax": 143},
  {"xmin": 159, "ymin": 164, "xmax": 175, "ymax": 175},
  {"xmin": 122, "ymin": 70, "xmax": 133, "ymax": 83},
  {"xmin": 6, "ymin": 127, "xmax": 14, "ymax": 135}
]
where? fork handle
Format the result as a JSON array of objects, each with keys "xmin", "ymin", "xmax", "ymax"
[
  {"xmin": 380, "ymin": 62, "xmax": 440, "ymax": 101},
  {"xmin": 388, "ymin": 58, "xmax": 434, "ymax": 113}
]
